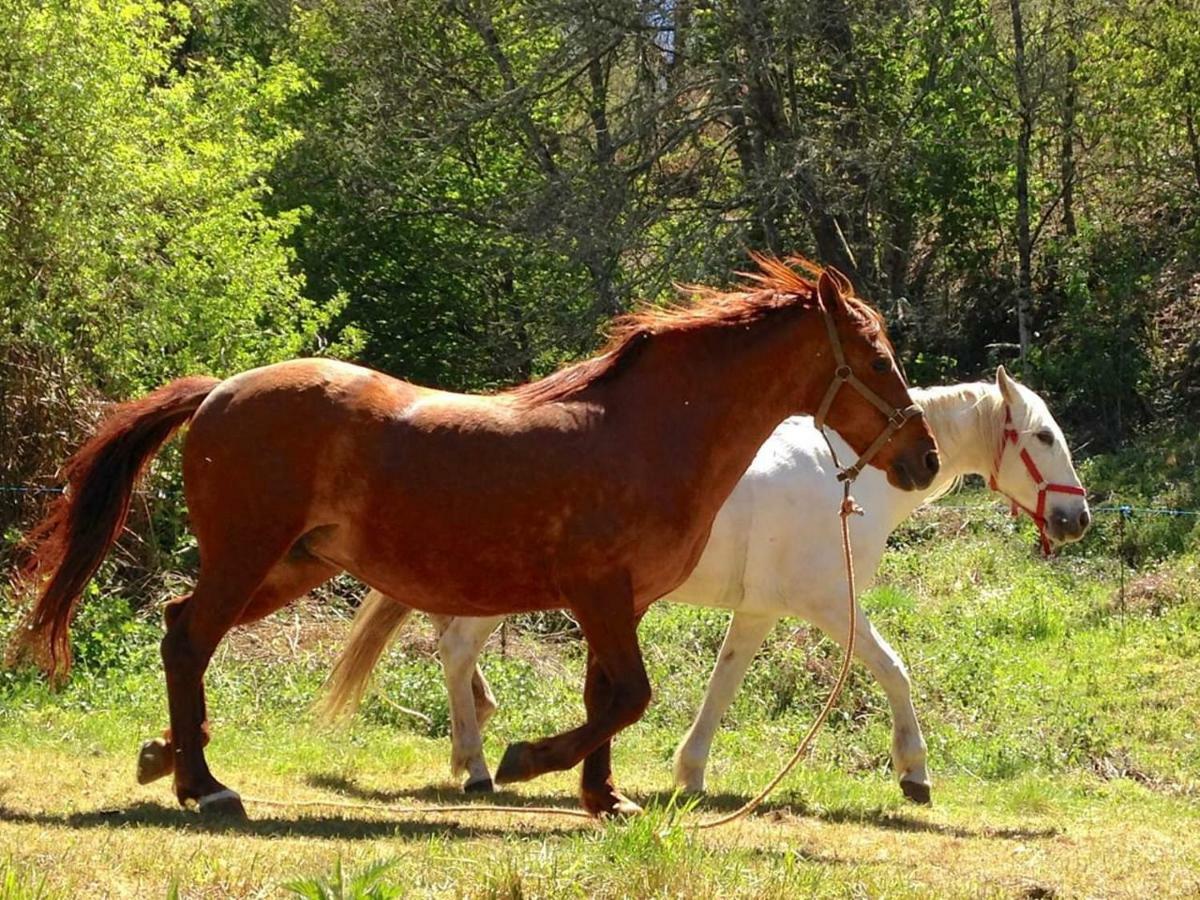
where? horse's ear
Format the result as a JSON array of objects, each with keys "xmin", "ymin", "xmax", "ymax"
[
  {"xmin": 827, "ymin": 266, "xmax": 854, "ymax": 296},
  {"xmin": 817, "ymin": 270, "xmax": 842, "ymax": 308},
  {"xmin": 996, "ymin": 365, "xmax": 1020, "ymax": 405}
]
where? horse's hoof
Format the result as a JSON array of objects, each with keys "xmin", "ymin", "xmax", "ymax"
[
  {"xmin": 196, "ymin": 789, "xmax": 248, "ymax": 820},
  {"xmin": 494, "ymin": 742, "xmax": 535, "ymax": 784},
  {"xmin": 901, "ymin": 779, "xmax": 932, "ymax": 805},
  {"xmin": 582, "ymin": 790, "xmax": 643, "ymax": 818},
  {"xmin": 610, "ymin": 796, "xmax": 643, "ymax": 817},
  {"xmin": 136, "ymin": 739, "xmax": 173, "ymax": 785},
  {"xmin": 464, "ymin": 777, "xmax": 494, "ymax": 794}
]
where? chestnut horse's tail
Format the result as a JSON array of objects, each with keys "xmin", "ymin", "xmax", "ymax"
[
  {"xmin": 12, "ymin": 375, "xmax": 221, "ymax": 680},
  {"xmin": 319, "ymin": 589, "xmax": 413, "ymax": 723}
]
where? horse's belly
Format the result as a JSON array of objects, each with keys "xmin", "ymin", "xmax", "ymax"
[{"xmin": 307, "ymin": 521, "xmax": 563, "ymax": 616}]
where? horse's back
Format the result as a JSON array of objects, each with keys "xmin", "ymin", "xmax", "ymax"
[{"xmin": 178, "ymin": 359, "xmax": 418, "ymax": 531}]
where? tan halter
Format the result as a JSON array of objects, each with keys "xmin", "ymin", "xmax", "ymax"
[{"xmin": 812, "ymin": 298, "xmax": 924, "ymax": 483}]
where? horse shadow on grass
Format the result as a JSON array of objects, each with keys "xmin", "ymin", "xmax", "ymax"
[
  {"xmin": 633, "ymin": 789, "xmax": 1061, "ymax": 841},
  {"xmin": 302, "ymin": 774, "xmax": 1061, "ymax": 843},
  {"xmin": 0, "ymin": 799, "xmax": 586, "ymax": 841},
  {"xmin": 0, "ymin": 772, "xmax": 1060, "ymax": 844},
  {"xmin": 304, "ymin": 771, "xmax": 589, "ymax": 811}
]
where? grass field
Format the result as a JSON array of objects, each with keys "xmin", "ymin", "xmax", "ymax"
[{"xmin": 0, "ymin": 489, "xmax": 1198, "ymax": 897}]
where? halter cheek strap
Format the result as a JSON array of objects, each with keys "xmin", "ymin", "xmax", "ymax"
[
  {"xmin": 812, "ymin": 299, "xmax": 923, "ymax": 483},
  {"xmin": 988, "ymin": 406, "xmax": 1087, "ymax": 555}
]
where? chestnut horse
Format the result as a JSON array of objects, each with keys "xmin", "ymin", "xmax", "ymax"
[{"xmin": 14, "ymin": 257, "xmax": 938, "ymax": 818}]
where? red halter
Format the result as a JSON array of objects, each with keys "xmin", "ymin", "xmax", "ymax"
[{"xmin": 988, "ymin": 406, "xmax": 1087, "ymax": 555}]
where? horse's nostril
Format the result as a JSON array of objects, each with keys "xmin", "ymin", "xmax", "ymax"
[
  {"xmin": 924, "ymin": 450, "xmax": 940, "ymax": 476},
  {"xmin": 1078, "ymin": 508, "xmax": 1091, "ymax": 532}
]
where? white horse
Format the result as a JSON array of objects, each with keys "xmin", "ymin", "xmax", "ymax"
[{"xmin": 321, "ymin": 367, "xmax": 1090, "ymax": 803}]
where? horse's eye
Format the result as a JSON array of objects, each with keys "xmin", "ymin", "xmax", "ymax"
[
  {"xmin": 871, "ymin": 358, "xmax": 890, "ymax": 374},
  {"xmin": 1036, "ymin": 430, "xmax": 1054, "ymax": 446}
]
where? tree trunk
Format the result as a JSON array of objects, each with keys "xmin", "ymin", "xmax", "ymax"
[
  {"xmin": 1010, "ymin": 0, "xmax": 1034, "ymax": 359},
  {"xmin": 1060, "ymin": 0, "xmax": 1079, "ymax": 238},
  {"xmin": 1185, "ymin": 95, "xmax": 1200, "ymax": 197},
  {"xmin": 816, "ymin": 0, "xmax": 874, "ymax": 294}
]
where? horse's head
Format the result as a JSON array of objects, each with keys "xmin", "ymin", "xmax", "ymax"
[
  {"xmin": 808, "ymin": 268, "xmax": 940, "ymax": 492},
  {"xmin": 990, "ymin": 366, "xmax": 1090, "ymax": 546}
]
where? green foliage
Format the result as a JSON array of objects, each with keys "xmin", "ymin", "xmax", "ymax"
[
  {"xmin": 0, "ymin": 0, "xmax": 351, "ymax": 396},
  {"xmin": 285, "ymin": 858, "xmax": 401, "ymax": 900},
  {"xmin": 0, "ymin": 860, "xmax": 53, "ymax": 900}
]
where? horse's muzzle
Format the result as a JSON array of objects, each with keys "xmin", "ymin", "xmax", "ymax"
[
  {"xmin": 1047, "ymin": 503, "xmax": 1091, "ymax": 544},
  {"xmin": 888, "ymin": 440, "xmax": 940, "ymax": 492}
]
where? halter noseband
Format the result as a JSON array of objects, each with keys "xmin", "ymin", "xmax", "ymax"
[
  {"xmin": 988, "ymin": 406, "xmax": 1087, "ymax": 555},
  {"xmin": 812, "ymin": 298, "xmax": 924, "ymax": 484}
]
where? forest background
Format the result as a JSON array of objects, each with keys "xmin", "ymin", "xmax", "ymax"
[{"xmin": 2, "ymin": 0, "xmax": 1198, "ymax": 576}]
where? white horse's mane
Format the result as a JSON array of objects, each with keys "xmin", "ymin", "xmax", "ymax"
[{"xmin": 907, "ymin": 379, "xmax": 1046, "ymax": 504}]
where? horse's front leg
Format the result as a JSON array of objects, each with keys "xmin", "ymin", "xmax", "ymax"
[
  {"xmin": 805, "ymin": 600, "xmax": 930, "ymax": 804},
  {"xmin": 578, "ymin": 645, "xmax": 643, "ymax": 816},
  {"xmin": 672, "ymin": 611, "xmax": 777, "ymax": 792},
  {"xmin": 429, "ymin": 613, "xmax": 503, "ymax": 792},
  {"xmin": 858, "ymin": 624, "xmax": 929, "ymax": 804},
  {"xmin": 493, "ymin": 575, "xmax": 650, "ymax": 817}
]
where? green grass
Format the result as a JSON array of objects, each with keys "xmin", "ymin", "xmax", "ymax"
[{"xmin": 0, "ymin": 492, "xmax": 1198, "ymax": 896}]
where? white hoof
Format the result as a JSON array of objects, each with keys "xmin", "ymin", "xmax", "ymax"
[{"xmin": 196, "ymin": 788, "xmax": 246, "ymax": 817}]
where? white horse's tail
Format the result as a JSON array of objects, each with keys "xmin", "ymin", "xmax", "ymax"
[{"xmin": 320, "ymin": 589, "xmax": 412, "ymax": 722}]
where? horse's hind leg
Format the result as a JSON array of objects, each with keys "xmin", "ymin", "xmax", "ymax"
[
  {"xmin": 140, "ymin": 552, "xmax": 337, "ymax": 804},
  {"xmin": 137, "ymin": 595, "xmax": 208, "ymax": 784},
  {"xmin": 429, "ymin": 613, "xmax": 502, "ymax": 792},
  {"xmin": 493, "ymin": 576, "xmax": 650, "ymax": 816}
]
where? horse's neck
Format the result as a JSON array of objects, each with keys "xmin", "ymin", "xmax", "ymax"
[
  {"xmin": 598, "ymin": 309, "xmax": 816, "ymax": 511},
  {"xmin": 880, "ymin": 382, "xmax": 1003, "ymax": 526}
]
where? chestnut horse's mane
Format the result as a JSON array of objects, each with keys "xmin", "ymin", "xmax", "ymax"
[{"xmin": 507, "ymin": 255, "xmax": 885, "ymax": 406}]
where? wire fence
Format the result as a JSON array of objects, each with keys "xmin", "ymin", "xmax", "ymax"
[
  {"xmin": 3, "ymin": 481, "xmax": 1198, "ymax": 624},
  {"xmin": 5, "ymin": 480, "xmax": 1198, "ymax": 516}
]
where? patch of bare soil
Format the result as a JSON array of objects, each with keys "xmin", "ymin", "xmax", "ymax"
[
  {"xmin": 1107, "ymin": 563, "xmax": 1197, "ymax": 616},
  {"xmin": 1089, "ymin": 748, "xmax": 1200, "ymax": 798},
  {"xmin": 221, "ymin": 595, "xmax": 360, "ymax": 666}
]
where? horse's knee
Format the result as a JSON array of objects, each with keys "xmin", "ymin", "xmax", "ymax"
[
  {"xmin": 611, "ymin": 677, "xmax": 651, "ymax": 728},
  {"xmin": 163, "ymin": 595, "xmax": 191, "ymax": 630},
  {"xmin": 160, "ymin": 617, "xmax": 206, "ymax": 674}
]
